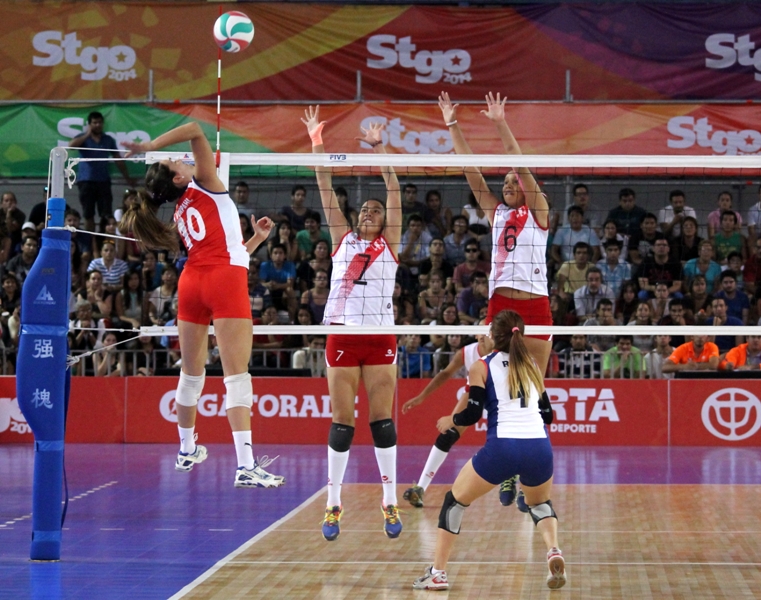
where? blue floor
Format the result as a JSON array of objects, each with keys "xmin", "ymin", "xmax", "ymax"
[{"xmin": 2, "ymin": 443, "xmax": 761, "ymax": 600}]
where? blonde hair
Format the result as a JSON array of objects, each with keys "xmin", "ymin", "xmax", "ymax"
[
  {"xmin": 118, "ymin": 190, "xmax": 179, "ymax": 253},
  {"xmin": 490, "ymin": 310, "xmax": 544, "ymax": 400}
]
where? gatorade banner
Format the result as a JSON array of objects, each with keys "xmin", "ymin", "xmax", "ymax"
[
  {"xmin": 2, "ymin": 102, "xmax": 761, "ymax": 178},
  {"xmin": 3, "ymin": 3, "xmax": 761, "ymax": 102}
]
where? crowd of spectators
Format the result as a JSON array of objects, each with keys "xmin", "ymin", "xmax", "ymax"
[{"xmin": 1, "ymin": 180, "xmax": 760, "ymax": 378}]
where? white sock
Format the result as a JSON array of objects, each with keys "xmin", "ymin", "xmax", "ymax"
[
  {"xmin": 419, "ymin": 446, "xmax": 449, "ymax": 492},
  {"xmin": 432, "ymin": 567, "xmax": 445, "ymax": 575},
  {"xmin": 327, "ymin": 447, "xmax": 350, "ymax": 507},
  {"xmin": 232, "ymin": 430, "xmax": 254, "ymax": 470},
  {"xmin": 178, "ymin": 426, "xmax": 195, "ymax": 454},
  {"xmin": 375, "ymin": 445, "xmax": 397, "ymax": 506}
]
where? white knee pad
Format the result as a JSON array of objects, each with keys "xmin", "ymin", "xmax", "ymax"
[
  {"xmin": 175, "ymin": 371, "xmax": 205, "ymax": 407},
  {"xmin": 224, "ymin": 372, "xmax": 253, "ymax": 410}
]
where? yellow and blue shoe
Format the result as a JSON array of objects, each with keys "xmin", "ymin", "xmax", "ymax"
[
  {"xmin": 322, "ymin": 505, "xmax": 343, "ymax": 541},
  {"xmin": 381, "ymin": 503, "xmax": 403, "ymax": 539}
]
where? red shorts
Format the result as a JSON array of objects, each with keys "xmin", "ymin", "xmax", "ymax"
[
  {"xmin": 326, "ymin": 333, "xmax": 398, "ymax": 368},
  {"xmin": 177, "ymin": 265, "xmax": 251, "ymax": 325},
  {"xmin": 486, "ymin": 294, "xmax": 552, "ymax": 341}
]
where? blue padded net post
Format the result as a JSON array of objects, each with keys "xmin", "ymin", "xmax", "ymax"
[{"xmin": 17, "ymin": 194, "xmax": 71, "ymax": 561}]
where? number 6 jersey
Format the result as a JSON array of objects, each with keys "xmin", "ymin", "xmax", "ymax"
[
  {"xmin": 324, "ymin": 230, "xmax": 398, "ymax": 326},
  {"xmin": 490, "ymin": 203, "xmax": 548, "ymax": 298}
]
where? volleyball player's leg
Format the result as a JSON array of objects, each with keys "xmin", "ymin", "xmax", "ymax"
[
  {"xmin": 364, "ymin": 363, "xmax": 402, "ymax": 537},
  {"xmin": 174, "ymin": 320, "xmax": 211, "ymax": 471}
]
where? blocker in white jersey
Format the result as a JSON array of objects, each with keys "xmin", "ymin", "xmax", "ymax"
[{"xmin": 324, "ymin": 230, "xmax": 398, "ymax": 326}]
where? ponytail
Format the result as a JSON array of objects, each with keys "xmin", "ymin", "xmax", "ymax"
[
  {"xmin": 118, "ymin": 190, "xmax": 179, "ymax": 254},
  {"xmin": 491, "ymin": 310, "xmax": 544, "ymax": 400}
]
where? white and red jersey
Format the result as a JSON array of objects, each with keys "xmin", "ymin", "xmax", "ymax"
[
  {"xmin": 324, "ymin": 231, "xmax": 398, "ymax": 326},
  {"xmin": 173, "ymin": 179, "xmax": 249, "ymax": 269},
  {"xmin": 462, "ymin": 340, "xmax": 489, "ymax": 386},
  {"xmin": 490, "ymin": 203, "xmax": 548, "ymax": 297}
]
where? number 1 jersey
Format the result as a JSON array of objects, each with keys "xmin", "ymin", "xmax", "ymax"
[{"xmin": 324, "ymin": 230, "xmax": 398, "ymax": 326}]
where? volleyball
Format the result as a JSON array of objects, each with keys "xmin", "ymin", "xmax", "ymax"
[{"xmin": 213, "ymin": 11, "xmax": 254, "ymax": 53}]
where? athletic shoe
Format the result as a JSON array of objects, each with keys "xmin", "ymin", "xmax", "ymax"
[
  {"xmin": 516, "ymin": 489, "xmax": 529, "ymax": 513},
  {"xmin": 234, "ymin": 460, "xmax": 285, "ymax": 488},
  {"xmin": 254, "ymin": 454, "xmax": 285, "ymax": 483},
  {"xmin": 175, "ymin": 444, "xmax": 208, "ymax": 472},
  {"xmin": 546, "ymin": 547, "xmax": 567, "ymax": 590},
  {"xmin": 403, "ymin": 483, "xmax": 425, "ymax": 508},
  {"xmin": 381, "ymin": 504, "xmax": 403, "ymax": 538},
  {"xmin": 412, "ymin": 566, "xmax": 449, "ymax": 590},
  {"xmin": 499, "ymin": 475, "xmax": 518, "ymax": 506},
  {"xmin": 322, "ymin": 505, "xmax": 343, "ymax": 541}
]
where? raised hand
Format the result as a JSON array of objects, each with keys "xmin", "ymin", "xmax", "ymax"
[
  {"xmin": 301, "ymin": 105, "xmax": 326, "ymax": 139},
  {"xmin": 480, "ymin": 91, "xmax": 506, "ymax": 122},
  {"xmin": 356, "ymin": 121, "xmax": 385, "ymax": 147},
  {"xmin": 438, "ymin": 91, "xmax": 458, "ymax": 124},
  {"xmin": 251, "ymin": 215, "xmax": 273, "ymax": 238}
]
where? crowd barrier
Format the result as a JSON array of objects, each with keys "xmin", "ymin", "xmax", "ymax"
[{"xmin": 2, "ymin": 377, "xmax": 759, "ymax": 447}]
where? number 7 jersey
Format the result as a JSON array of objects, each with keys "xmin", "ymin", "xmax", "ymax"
[{"xmin": 324, "ymin": 230, "xmax": 398, "ymax": 326}]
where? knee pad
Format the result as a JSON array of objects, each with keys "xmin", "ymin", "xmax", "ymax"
[
  {"xmin": 529, "ymin": 500, "xmax": 558, "ymax": 526},
  {"xmin": 224, "ymin": 372, "xmax": 252, "ymax": 410},
  {"xmin": 328, "ymin": 423, "xmax": 355, "ymax": 453},
  {"xmin": 175, "ymin": 371, "xmax": 205, "ymax": 407},
  {"xmin": 369, "ymin": 419, "xmax": 397, "ymax": 449},
  {"xmin": 438, "ymin": 490, "xmax": 468, "ymax": 534},
  {"xmin": 434, "ymin": 428, "xmax": 461, "ymax": 453}
]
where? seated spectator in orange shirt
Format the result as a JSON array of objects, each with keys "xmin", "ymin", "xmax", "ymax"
[
  {"xmin": 719, "ymin": 336, "xmax": 761, "ymax": 371},
  {"xmin": 662, "ymin": 335, "xmax": 719, "ymax": 373}
]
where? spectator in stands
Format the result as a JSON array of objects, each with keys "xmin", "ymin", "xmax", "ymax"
[
  {"xmin": 583, "ymin": 297, "xmax": 620, "ymax": 352},
  {"xmin": 420, "ymin": 237, "xmax": 454, "ymax": 284},
  {"xmin": 1, "ymin": 191, "xmax": 23, "ymax": 221},
  {"xmin": 556, "ymin": 241, "xmax": 592, "ymax": 303},
  {"xmin": 713, "ymin": 211, "xmax": 747, "ymax": 264},
  {"xmin": 297, "ymin": 238, "xmax": 332, "ymax": 294},
  {"xmin": 662, "ymin": 335, "xmax": 719, "ymax": 373},
  {"xmin": 574, "ymin": 267, "xmax": 615, "ymax": 323},
  {"xmin": 707, "ymin": 191, "xmax": 742, "ymax": 239},
  {"xmin": 551, "ymin": 205, "xmax": 601, "ymax": 266},
  {"xmin": 684, "ymin": 274, "xmax": 711, "ymax": 321},
  {"xmin": 433, "ymin": 333, "xmax": 468, "ymax": 377},
  {"xmin": 417, "ymin": 270, "xmax": 454, "ymax": 324},
  {"xmin": 628, "ymin": 213, "xmax": 665, "ymax": 266},
  {"xmin": 705, "ymin": 296, "xmax": 744, "ymax": 353},
  {"xmin": 743, "ymin": 237, "xmax": 761, "ymax": 296},
  {"xmin": 286, "ymin": 305, "xmax": 317, "ymax": 351},
  {"xmin": 607, "ymin": 188, "xmax": 647, "ymax": 238},
  {"xmin": 599, "ymin": 219, "xmax": 628, "ymax": 263},
  {"xmin": 456, "ymin": 271, "xmax": 489, "ymax": 325},
  {"xmin": 276, "ymin": 184, "xmax": 310, "ymax": 231},
  {"xmin": 131, "ymin": 335, "xmax": 158, "ymax": 376},
  {"xmin": 461, "ymin": 192, "xmax": 490, "ymax": 242},
  {"xmin": 260, "ymin": 243, "xmax": 297, "ymax": 319},
  {"xmin": 603, "ymin": 335, "xmax": 645, "ymax": 379},
  {"xmin": 637, "ymin": 239, "xmax": 681, "ymax": 299},
  {"xmin": 233, "ymin": 181, "xmax": 253, "ymax": 217},
  {"xmin": 557, "ymin": 334, "xmax": 601, "ymax": 379},
  {"xmin": 656, "ymin": 297, "xmax": 692, "ymax": 347},
  {"xmin": 720, "ymin": 335, "xmax": 761, "ymax": 371},
  {"xmin": 268, "ymin": 220, "xmax": 299, "ymax": 263},
  {"xmin": 615, "ymin": 281, "xmax": 638, "ymax": 324},
  {"xmin": 247, "ymin": 261, "xmax": 271, "ymax": 319},
  {"xmin": 647, "ymin": 282, "xmax": 672, "ymax": 323},
  {"xmin": 114, "ymin": 268, "xmax": 146, "ymax": 333},
  {"xmin": 627, "ymin": 301, "xmax": 655, "ymax": 351},
  {"xmin": 139, "ymin": 249, "xmax": 165, "ymax": 293},
  {"xmin": 65, "ymin": 208, "xmax": 93, "ymax": 265},
  {"xmin": 296, "ymin": 211, "xmax": 331, "ymax": 261},
  {"xmin": 334, "ymin": 186, "xmax": 358, "ymax": 230},
  {"xmin": 398, "ymin": 334, "xmax": 432, "ymax": 378},
  {"xmin": 424, "ymin": 189, "xmax": 452, "ymax": 239},
  {"xmin": 444, "ymin": 215, "xmax": 473, "ymax": 266},
  {"xmin": 724, "ymin": 252, "xmax": 745, "ymax": 294},
  {"xmin": 393, "ymin": 280, "xmax": 417, "ymax": 325},
  {"xmin": 714, "ymin": 270, "xmax": 750, "ymax": 324},
  {"xmin": 0, "ymin": 274, "xmax": 21, "ymax": 316},
  {"xmin": 596, "ymin": 239, "xmax": 631, "ymax": 298},
  {"xmin": 658, "ymin": 190, "xmax": 696, "ymax": 241},
  {"xmin": 69, "ymin": 300, "xmax": 100, "ymax": 375},
  {"xmin": 301, "ymin": 268, "xmax": 329, "ymax": 325},
  {"xmin": 292, "ymin": 335, "xmax": 327, "ymax": 378},
  {"xmin": 428, "ymin": 302, "xmax": 459, "ymax": 349},
  {"xmin": 400, "ymin": 214, "xmax": 433, "ymax": 276},
  {"xmin": 746, "ymin": 184, "xmax": 761, "ymax": 245},
  {"xmin": 19, "ymin": 221, "xmax": 38, "ymax": 247},
  {"xmin": 6, "ymin": 236, "xmax": 38, "ymax": 286},
  {"xmin": 402, "ymin": 183, "xmax": 427, "ymax": 230},
  {"xmin": 87, "ymin": 240, "xmax": 129, "ymax": 292},
  {"xmin": 563, "ymin": 183, "xmax": 602, "ymax": 236},
  {"xmin": 93, "ymin": 332, "xmax": 125, "ymax": 377},
  {"xmin": 646, "ymin": 335, "xmax": 675, "ymax": 379},
  {"xmin": 239, "ymin": 213, "xmax": 255, "ymax": 245},
  {"xmin": 452, "ymin": 239, "xmax": 489, "ymax": 293},
  {"xmin": 682, "ymin": 240, "xmax": 721, "ymax": 295},
  {"xmin": 147, "ymin": 264, "xmax": 178, "ymax": 326},
  {"xmin": 77, "ymin": 269, "xmax": 113, "ymax": 322},
  {"xmin": 252, "ymin": 305, "xmax": 286, "ymax": 368},
  {"xmin": 670, "ymin": 216, "xmax": 702, "ymax": 265}
]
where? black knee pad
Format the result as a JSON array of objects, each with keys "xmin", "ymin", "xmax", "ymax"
[
  {"xmin": 328, "ymin": 423, "xmax": 355, "ymax": 453},
  {"xmin": 528, "ymin": 499, "xmax": 558, "ymax": 526},
  {"xmin": 438, "ymin": 490, "xmax": 468, "ymax": 534},
  {"xmin": 369, "ymin": 419, "xmax": 397, "ymax": 449},
  {"xmin": 434, "ymin": 427, "xmax": 461, "ymax": 453}
]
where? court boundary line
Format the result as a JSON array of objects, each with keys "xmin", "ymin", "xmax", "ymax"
[
  {"xmin": 224, "ymin": 560, "xmax": 761, "ymax": 567},
  {"xmin": 167, "ymin": 485, "xmax": 326, "ymax": 600}
]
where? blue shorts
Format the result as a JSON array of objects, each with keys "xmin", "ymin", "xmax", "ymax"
[{"xmin": 471, "ymin": 435, "xmax": 553, "ymax": 487}]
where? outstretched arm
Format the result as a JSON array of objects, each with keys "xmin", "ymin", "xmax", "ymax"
[
  {"xmin": 302, "ymin": 106, "xmax": 349, "ymax": 248},
  {"xmin": 401, "ymin": 351, "xmax": 466, "ymax": 414},
  {"xmin": 481, "ymin": 92, "xmax": 549, "ymax": 227},
  {"xmin": 246, "ymin": 215, "xmax": 274, "ymax": 255},
  {"xmin": 438, "ymin": 92, "xmax": 500, "ymax": 223}
]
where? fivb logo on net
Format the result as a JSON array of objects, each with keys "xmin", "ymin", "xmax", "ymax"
[
  {"xmin": 366, "ymin": 35, "xmax": 472, "ymax": 85},
  {"xmin": 32, "ymin": 31, "xmax": 137, "ymax": 82},
  {"xmin": 701, "ymin": 387, "xmax": 761, "ymax": 442},
  {"xmin": 359, "ymin": 116, "xmax": 453, "ymax": 154}
]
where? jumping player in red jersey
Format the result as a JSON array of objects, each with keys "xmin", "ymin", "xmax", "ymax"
[
  {"xmin": 302, "ymin": 106, "xmax": 403, "ymax": 541},
  {"xmin": 120, "ymin": 122, "xmax": 284, "ymax": 489}
]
